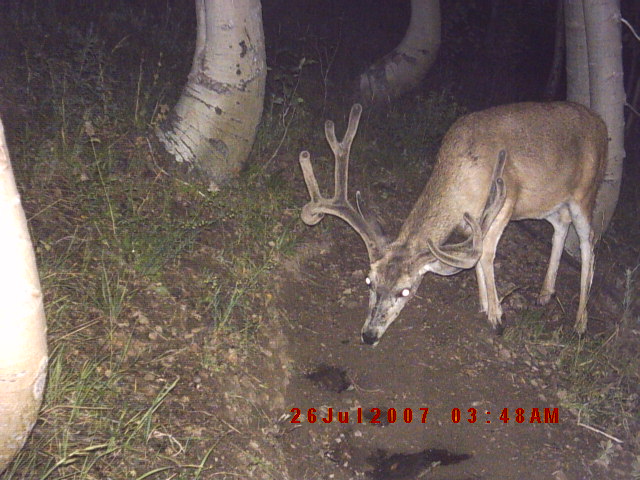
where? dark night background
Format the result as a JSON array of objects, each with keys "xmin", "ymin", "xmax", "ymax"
[
  {"xmin": 0, "ymin": 0, "xmax": 638, "ymax": 478},
  {"xmin": 8, "ymin": 0, "xmax": 633, "ymax": 154},
  {"xmin": 2, "ymin": 0, "xmax": 638, "ymax": 137}
]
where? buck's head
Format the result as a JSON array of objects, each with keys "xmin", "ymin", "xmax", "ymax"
[
  {"xmin": 361, "ymin": 248, "xmax": 426, "ymax": 345},
  {"xmin": 298, "ymin": 104, "xmax": 506, "ymax": 346},
  {"xmin": 360, "ymin": 214, "xmax": 484, "ymax": 345}
]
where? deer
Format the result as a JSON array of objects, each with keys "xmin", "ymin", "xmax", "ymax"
[{"xmin": 298, "ymin": 102, "xmax": 608, "ymax": 346}]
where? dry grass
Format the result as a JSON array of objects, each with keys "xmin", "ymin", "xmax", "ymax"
[{"xmin": 1, "ymin": 1, "xmax": 638, "ymax": 478}]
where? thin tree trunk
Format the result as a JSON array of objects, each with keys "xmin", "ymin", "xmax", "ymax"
[
  {"xmin": 625, "ymin": 75, "xmax": 640, "ymax": 135},
  {"xmin": 0, "ymin": 117, "xmax": 48, "ymax": 472},
  {"xmin": 623, "ymin": 3, "xmax": 640, "ymax": 136},
  {"xmin": 565, "ymin": 0, "xmax": 590, "ymax": 105},
  {"xmin": 356, "ymin": 0, "xmax": 440, "ymax": 105},
  {"xmin": 564, "ymin": 0, "xmax": 591, "ymax": 258},
  {"xmin": 563, "ymin": 0, "xmax": 590, "ymax": 257},
  {"xmin": 583, "ymin": 0, "xmax": 625, "ymax": 240},
  {"xmin": 543, "ymin": 0, "xmax": 565, "ymax": 100},
  {"xmin": 156, "ymin": 0, "xmax": 266, "ymax": 188}
]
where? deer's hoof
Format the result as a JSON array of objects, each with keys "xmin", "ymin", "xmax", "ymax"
[
  {"xmin": 574, "ymin": 314, "xmax": 588, "ymax": 335},
  {"xmin": 537, "ymin": 292, "xmax": 553, "ymax": 306},
  {"xmin": 491, "ymin": 321, "xmax": 505, "ymax": 336}
]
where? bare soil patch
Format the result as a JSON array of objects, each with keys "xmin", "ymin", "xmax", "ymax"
[{"xmin": 270, "ymin": 169, "xmax": 637, "ymax": 479}]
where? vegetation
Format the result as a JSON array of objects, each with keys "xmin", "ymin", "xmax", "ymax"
[
  {"xmin": 2, "ymin": 2, "xmax": 305, "ymax": 477},
  {"xmin": 0, "ymin": 0, "xmax": 637, "ymax": 478},
  {"xmin": 503, "ymin": 264, "xmax": 640, "ymax": 458}
]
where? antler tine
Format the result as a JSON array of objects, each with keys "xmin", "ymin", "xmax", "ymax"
[
  {"xmin": 427, "ymin": 213, "xmax": 482, "ymax": 269},
  {"xmin": 298, "ymin": 104, "xmax": 386, "ymax": 261},
  {"xmin": 428, "ymin": 151, "xmax": 508, "ymax": 269},
  {"xmin": 325, "ymin": 103, "xmax": 363, "ymax": 202},
  {"xmin": 480, "ymin": 150, "xmax": 507, "ymax": 232},
  {"xmin": 299, "ymin": 151, "xmax": 322, "ymax": 215}
]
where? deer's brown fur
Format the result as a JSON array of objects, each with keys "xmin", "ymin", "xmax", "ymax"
[{"xmin": 299, "ymin": 102, "xmax": 607, "ymax": 345}]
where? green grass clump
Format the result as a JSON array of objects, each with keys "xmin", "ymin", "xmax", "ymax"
[
  {"xmin": 1, "ymin": 1, "xmax": 303, "ymax": 478},
  {"xmin": 504, "ymin": 269, "xmax": 640, "ymax": 453},
  {"xmin": 2, "ymin": 1, "xmax": 638, "ymax": 478}
]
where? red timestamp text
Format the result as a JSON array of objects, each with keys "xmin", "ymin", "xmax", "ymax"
[
  {"xmin": 451, "ymin": 407, "xmax": 559, "ymax": 424},
  {"xmin": 289, "ymin": 407, "xmax": 559, "ymax": 425},
  {"xmin": 290, "ymin": 407, "xmax": 429, "ymax": 424}
]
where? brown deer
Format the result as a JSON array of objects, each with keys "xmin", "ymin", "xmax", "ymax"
[{"xmin": 299, "ymin": 102, "xmax": 607, "ymax": 345}]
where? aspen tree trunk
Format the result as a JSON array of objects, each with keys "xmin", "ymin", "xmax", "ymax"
[
  {"xmin": 564, "ymin": 0, "xmax": 625, "ymax": 256},
  {"xmin": 583, "ymin": 0, "xmax": 625, "ymax": 241},
  {"xmin": 543, "ymin": 0, "xmax": 565, "ymax": 100},
  {"xmin": 0, "ymin": 117, "xmax": 48, "ymax": 472},
  {"xmin": 565, "ymin": 0, "xmax": 590, "ymax": 106},
  {"xmin": 357, "ymin": 0, "xmax": 440, "ymax": 104},
  {"xmin": 156, "ymin": 0, "xmax": 266, "ymax": 188}
]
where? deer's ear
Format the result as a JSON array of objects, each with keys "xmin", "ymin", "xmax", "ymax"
[{"xmin": 416, "ymin": 252, "xmax": 462, "ymax": 277}]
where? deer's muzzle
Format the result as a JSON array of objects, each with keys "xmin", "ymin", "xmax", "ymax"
[{"xmin": 361, "ymin": 329, "xmax": 379, "ymax": 345}]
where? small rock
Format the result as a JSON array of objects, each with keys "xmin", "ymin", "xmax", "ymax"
[{"xmin": 498, "ymin": 346, "xmax": 513, "ymax": 361}]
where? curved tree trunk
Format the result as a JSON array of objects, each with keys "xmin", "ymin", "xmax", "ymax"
[
  {"xmin": 564, "ymin": 0, "xmax": 625, "ymax": 256},
  {"xmin": 156, "ymin": 0, "xmax": 266, "ymax": 188},
  {"xmin": 0, "ymin": 117, "xmax": 48, "ymax": 472},
  {"xmin": 356, "ymin": 0, "xmax": 440, "ymax": 105}
]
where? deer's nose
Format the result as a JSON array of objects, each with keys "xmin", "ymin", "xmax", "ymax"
[{"xmin": 361, "ymin": 330, "xmax": 379, "ymax": 345}]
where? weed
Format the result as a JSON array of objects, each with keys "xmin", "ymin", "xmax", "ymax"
[
  {"xmin": 1, "ymin": 1, "xmax": 300, "ymax": 477},
  {"xmin": 505, "ymin": 280, "xmax": 640, "ymax": 451},
  {"xmin": 2, "ymin": 1, "xmax": 637, "ymax": 478}
]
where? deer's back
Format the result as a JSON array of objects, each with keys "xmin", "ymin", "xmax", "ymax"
[{"xmin": 434, "ymin": 102, "xmax": 608, "ymax": 221}]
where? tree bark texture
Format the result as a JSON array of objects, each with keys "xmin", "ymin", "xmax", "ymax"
[
  {"xmin": 357, "ymin": 0, "xmax": 440, "ymax": 104},
  {"xmin": 0, "ymin": 117, "xmax": 48, "ymax": 473},
  {"xmin": 156, "ymin": 0, "xmax": 266, "ymax": 187},
  {"xmin": 583, "ymin": 0, "xmax": 625, "ymax": 241},
  {"xmin": 543, "ymin": 0, "xmax": 565, "ymax": 100},
  {"xmin": 565, "ymin": 0, "xmax": 590, "ymax": 105},
  {"xmin": 563, "ymin": 0, "xmax": 625, "ymax": 257}
]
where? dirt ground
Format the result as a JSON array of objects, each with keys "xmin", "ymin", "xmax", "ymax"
[
  {"xmin": 99, "ymin": 140, "xmax": 637, "ymax": 480},
  {"xmin": 2, "ymin": 2, "xmax": 639, "ymax": 478},
  {"xmin": 265, "ymin": 165, "xmax": 638, "ymax": 479}
]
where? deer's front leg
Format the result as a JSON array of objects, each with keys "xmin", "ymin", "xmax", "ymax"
[
  {"xmin": 478, "ymin": 201, "xmax": 512, "ymax": 331},
  {"xmin": 479, "ymin": 250, "xmax": 502, "ymax": 329},
  {"xmin": 475, "ymin": 262, "xmax": 488, "ymax": 313}
]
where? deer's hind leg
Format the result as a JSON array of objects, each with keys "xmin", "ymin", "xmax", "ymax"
[
  {"xmin": 568, "ymin": 201, "xmax": 596, "ymax": 334},
  {"xmin": 538, "ymin": 205, "xmax": 571, "ymax": 305}
]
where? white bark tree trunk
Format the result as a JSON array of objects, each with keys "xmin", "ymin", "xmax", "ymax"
[
  {"xmin": 543, "ymin": 0, "xmax": 565, "ymax": 100},
  {"xmin": 156, "ymin": 0, "xmax": 266, "ymax": 188},
  {"xmin": 0, "ymin": 117, "xmax": 48, "ymax": 472},
  {"xmin": 565, "ymin": 0, "xmax": 590, "ymax": 105},
  {"xmin": 357, "ymin": 0, "xmax": 440, "ymax": 104},
  {"xmin": 563, "ymin": 0, "xmax": 625, "ymax": 257},
  {"xmin": 583, "ymin": 0, "xmax": 625, "ymax": 240}
]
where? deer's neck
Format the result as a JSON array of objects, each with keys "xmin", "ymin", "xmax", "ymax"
[{"xmin": 395, "ymin": 179, "xmax": 461, "ymax": 251}]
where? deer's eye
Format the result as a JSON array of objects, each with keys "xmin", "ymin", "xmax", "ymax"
[
  {"xmin": 400, "ymin": 288, "xmax": 410, "ymax": 298},
  {"xmin": 365, "ymin": 276, "xmax": 372, "ymax": 286}
]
